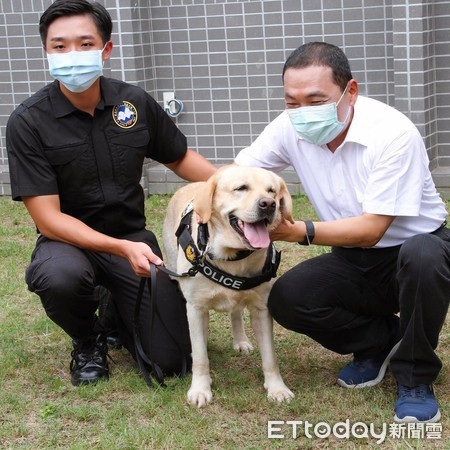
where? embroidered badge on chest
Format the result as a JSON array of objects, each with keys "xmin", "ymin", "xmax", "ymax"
[{"xmin": 112, "ymin": 101, "xmax": 138, "ymax": 128}]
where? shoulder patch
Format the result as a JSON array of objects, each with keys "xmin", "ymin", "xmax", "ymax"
[{"xmin": 112, "ymin": 101, "xmax": 138, "ymax": 128}]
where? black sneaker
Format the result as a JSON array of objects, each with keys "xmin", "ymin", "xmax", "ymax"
[{"xmin": 70, "ymin": 335, "xmax": 109, "ymax": 386}]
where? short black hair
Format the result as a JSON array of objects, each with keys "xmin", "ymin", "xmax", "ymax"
[
  {"xmin": 282, "ymin": 42, "xmax": 353, "ymax": 91},
  {"xmin": 39, "ymin": 0, "xmax": 112, "ymax": 47}
]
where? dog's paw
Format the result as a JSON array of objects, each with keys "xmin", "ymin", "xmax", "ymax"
[
  {"xmin": 266, "ymin": 384, "xmax": 295, "ymax": 403},
  {"xmin": 187, "ymin": 388, "xmax": 213, "ymax": 408},
  {"xmin": 233, "ymin": 340, "xmax": 254, "ymax": 354}
]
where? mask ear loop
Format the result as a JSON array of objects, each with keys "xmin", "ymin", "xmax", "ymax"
[
  {"xmin": 100, "ymin": 42, "xmax": 109, "ymax": 65},
  {"xmin": 336, "ymin": 82, "xmax": 352, "ymax": 126},
  {"xmin": 336, "ymin": 82, "xmax": 349, "ymax": 107}
]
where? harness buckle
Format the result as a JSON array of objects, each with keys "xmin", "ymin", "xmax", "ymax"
[
  {"xmin": 180, "ymin": 201, "xmax": 194, "ymax": 219},
  {"xmin": 188, "ymin": 266, "xmax": 199, "ymax": 277}
]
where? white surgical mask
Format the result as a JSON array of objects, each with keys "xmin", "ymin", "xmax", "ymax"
[
  {"xmin": 287, "ymin": 84, "xmax": 351, "ymax": 145},
  {"xmin": 47, "ymin": 46, "xmax": 105, "ymax": 93}
]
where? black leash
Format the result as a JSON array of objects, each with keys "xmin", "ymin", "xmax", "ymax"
[{"xmin": 133, "ymin": 263, "xmax": 191, "ymax": 388}]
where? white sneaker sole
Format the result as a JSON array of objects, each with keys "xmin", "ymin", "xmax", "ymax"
[
  {"xmin": 337, "ymin": 340, "xmax": 401, "ymax": 389},
  {"xmin": 394, "ymin": 409, "xmax": 441, "ymax": 423}
]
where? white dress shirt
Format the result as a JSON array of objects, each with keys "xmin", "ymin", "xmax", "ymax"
[{"xmin": 235, "ymin": 96, "xmax": 447, "ymax": 247}]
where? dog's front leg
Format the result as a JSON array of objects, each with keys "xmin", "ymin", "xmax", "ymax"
[
  {"xmin": 230, "ymin": 310, "xmax": 254, "ymax": 354},
  {"xmin": 186, "ymin": 303, "xmax": 213, "ymax": 407},
  {"xmin": 249, "ymin": 306, "xmax": 294, "ymax": 403}
]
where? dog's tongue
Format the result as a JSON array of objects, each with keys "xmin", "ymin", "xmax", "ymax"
[{"xmin": 243, "ymin": 221, "xmax": 270, "ymax": 248}]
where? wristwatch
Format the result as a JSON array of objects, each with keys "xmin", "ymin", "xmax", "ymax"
[{"xmin": 298, "ymin": 220, "xmax": 315, "ymax": 246}]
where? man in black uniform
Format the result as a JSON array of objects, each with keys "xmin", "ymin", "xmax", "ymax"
[{"xmin": 6, "ymin": 0, "xmax": 216, "ymax": 386}]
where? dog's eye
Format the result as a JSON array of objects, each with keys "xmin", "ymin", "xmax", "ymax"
[{"xmin": 234, "ymin": 184, "xmax": 248, "ymax": 192}]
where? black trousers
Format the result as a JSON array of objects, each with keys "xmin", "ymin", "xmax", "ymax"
[
  {"xmin": 25, "ymin": 230, "xmax": 191, "ymax": 375},
  {"xmin": 268, "ymin": 226, "xmax": 450, "ymax": 387}
]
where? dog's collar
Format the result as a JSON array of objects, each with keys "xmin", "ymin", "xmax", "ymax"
[
  {"xmin": 174, "ymin": 203, "xmax": 281, "ymax": 291},
  {"xmin": 208, "ymin": 248, "xmax": 254, "ymax": 262}
]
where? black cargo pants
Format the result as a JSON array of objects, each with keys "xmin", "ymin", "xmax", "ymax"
[
  {"xmin": 25, "ymin": 229, "xmax": 191, "ymax": 375},
  {"xmin": 268, "ymin": 226, "xmax": 450, "ymax": 387}
]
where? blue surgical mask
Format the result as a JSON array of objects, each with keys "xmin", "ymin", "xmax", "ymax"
[
  {"xmin": 287, "ymin": 85, "xmax": 351, "ymax": 145},
  {"xmin": 47, "ymin": 46, "xmax": 105, "ymax": 93}
]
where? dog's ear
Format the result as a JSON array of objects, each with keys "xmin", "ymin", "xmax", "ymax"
[
  {"xmin": 193, "ymin": 172, "xmax": 218, "ymax": 223},
  {"xmin": 279, "ymin": 179, "xmax": 295, "ymax": 224}
]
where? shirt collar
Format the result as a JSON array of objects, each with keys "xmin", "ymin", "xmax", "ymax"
[
  {"xmin": 342, "ymin": 96, "xmax": 371, "ymax": 147},
  {"xmin": 49, "ymin": 81, "xmax": 77, "ymax": 118},
  {"xmin": 99, "ymin": 76, "xmax": 123, "ymax": 107},
  {"xmin": 49, "ymin": 77, "xmax": 122, "ymax": 118}
]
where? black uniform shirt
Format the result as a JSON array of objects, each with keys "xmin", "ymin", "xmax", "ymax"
[{"xmin": 6, "ymin": 77, "xmax": 187, "ymax": 237}]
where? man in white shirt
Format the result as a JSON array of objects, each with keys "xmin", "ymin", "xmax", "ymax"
[{"xmin": 235, "ymin": 42, "xmax": 449, "ymax": 423}]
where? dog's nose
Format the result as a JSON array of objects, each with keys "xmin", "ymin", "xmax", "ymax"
[{"xmin": 258, "ymin": 197, "xmax": 276, "ymax": 214}]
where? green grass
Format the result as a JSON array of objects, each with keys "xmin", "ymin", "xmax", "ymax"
[{"xmin": 0, "ymin": 195, "xmax": 448, "ymax": 449}]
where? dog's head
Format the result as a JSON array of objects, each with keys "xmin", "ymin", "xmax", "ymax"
[{"xmin": 193, "ymin": 165, "xmax": 294, "ymax": 251}]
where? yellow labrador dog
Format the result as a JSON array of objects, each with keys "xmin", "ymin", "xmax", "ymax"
[{"xmin": 163, "ymin": 165, "xmax": 295, "ymax": 407}]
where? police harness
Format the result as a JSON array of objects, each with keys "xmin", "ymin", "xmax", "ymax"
[{"xmin": 174, "ymin": 202, "xmax": 281, "ymax": 291}]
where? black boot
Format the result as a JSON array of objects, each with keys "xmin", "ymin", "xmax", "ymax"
[{"xmin": 70, "ymin": 335, "xmax": 109, "ymax": 386}]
